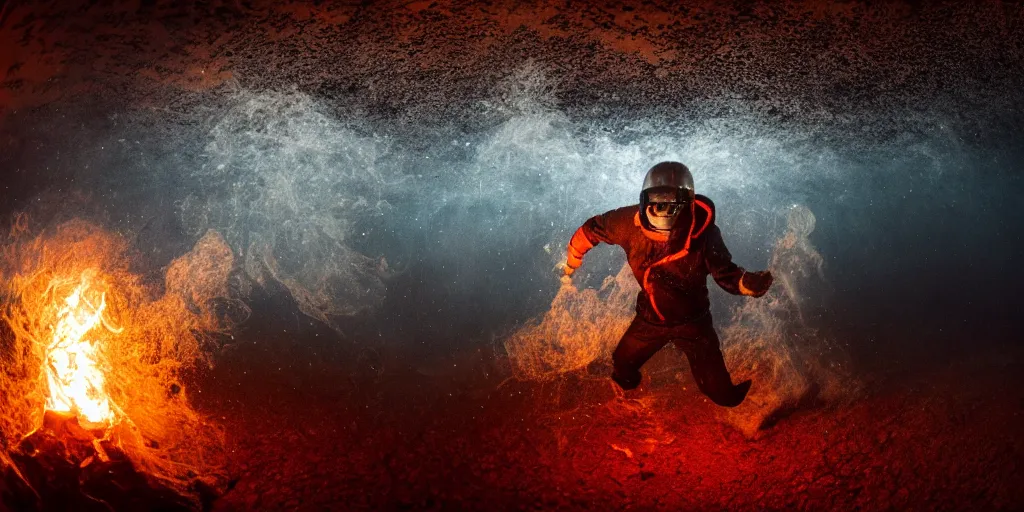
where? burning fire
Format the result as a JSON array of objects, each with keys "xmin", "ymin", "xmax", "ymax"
[
  {"xmin": 0, "ymin": 222, "xmax": 232, "ymax": 504},
  {"xmin": 44, "ymin": 271, "xmax": 122, "ymax": 427}
]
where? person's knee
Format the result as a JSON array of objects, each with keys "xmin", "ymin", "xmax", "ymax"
[
  {"xmin": 701, "ymin": 379, "xmax": 751, "ymax": 407},
  {"xmin": 706, "ymin": 389, "xmax": 744, "ymax": 407}
]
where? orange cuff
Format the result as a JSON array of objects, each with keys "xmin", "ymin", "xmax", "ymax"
[
  {"xmin": 566, "ymin": 253, "xmax": 583, "ymax": 270},
  {"xmin": 738, "ymin": 272, "xmax": 756, "ymax": 296},
  {"xmin": 566, "ymin": 227, "xmax": 595, "ymax": 270}
]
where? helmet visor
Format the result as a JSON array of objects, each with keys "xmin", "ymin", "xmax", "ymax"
[
  {"xmin": 648, "ymin": 202, "xmax": 683, "ymax": 217},
  {"xmin": 643, "ymin": 188, "xmax": 691, "ymax": 208},
  {"xmin": 642, "ymin": 188, "xmax": 692, "ymax": 232}
]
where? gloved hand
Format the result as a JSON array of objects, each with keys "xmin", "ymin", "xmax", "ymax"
[
  {"xmin": 561, "ymin": 261, "xmax": 577, "ymax": 286},
  {"xmin": 554, "ymin": 258, "xmax": 575, "ymax": 286},
  {"xmin": 741, "ymin": 270, "xmax": 773, "ymax": 297}
]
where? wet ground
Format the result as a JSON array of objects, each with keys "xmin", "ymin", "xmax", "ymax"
[{"xmin": 195, "ymin": 309, "xmax": 1024, "ymax": 510}]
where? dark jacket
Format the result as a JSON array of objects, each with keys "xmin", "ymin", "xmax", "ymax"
[{"xmin": 566, "ymin": 195, "xmax": 752, "ymax": 325}]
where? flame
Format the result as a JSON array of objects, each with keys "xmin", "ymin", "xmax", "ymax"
[{"xmin": 44, "ymin": 271, "xmax": 122, "ymax": 427}]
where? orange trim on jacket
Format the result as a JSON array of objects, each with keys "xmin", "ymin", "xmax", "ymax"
[
  {"xmin": 566, "ymin": 196, "xmax": 747, "ymax": 323},
  {"xmin": 641, "ymin": 199, "xmax": 713, "ymax": 321},
  {"xmin": 633, "ymin": 211, "xmax": 669, "ymax": 242}
]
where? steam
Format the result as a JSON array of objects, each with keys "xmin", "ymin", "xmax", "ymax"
[
  {"xmin": 180, "ymin": 91, "xmax": 399, "ymax": 331},
  {"xmin": 720, "ymin": 205, "xmax": 856, "ymax": 437},
  {"xmin": 504, "ymin": 266, "xmax": 638, "ymax": 381},
  {"xmin": 172, "ymin": 61, "xmax": 1002, "ymax": 351}
]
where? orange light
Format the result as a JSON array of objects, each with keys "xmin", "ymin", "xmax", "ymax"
[{"xmin": 43, "ymin": 271, "xmax": 122, "ymax": 427}]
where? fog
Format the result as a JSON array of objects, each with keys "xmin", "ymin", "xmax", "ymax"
[{"xmin": 2, "ymin": 70, "xmax": 1020, "ymax": 376}]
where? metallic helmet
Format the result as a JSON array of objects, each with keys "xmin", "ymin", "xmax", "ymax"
[{"xmin": 639, "ymin": 162, "xmax": 695, "ymax": 233}]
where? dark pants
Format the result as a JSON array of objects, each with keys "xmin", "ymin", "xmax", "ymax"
[{"xmin": 611, "ymin": 314, "xmax": 749, "ymax": 407}]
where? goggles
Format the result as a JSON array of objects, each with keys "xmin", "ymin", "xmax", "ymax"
[{"xmin": 647, "ymin": 202, "xmax": 685, "ymax": 217}]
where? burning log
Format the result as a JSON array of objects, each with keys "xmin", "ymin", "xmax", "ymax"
[{"xmin": 3, "ymin": 411, "xmax": 208, "ymax": 511}]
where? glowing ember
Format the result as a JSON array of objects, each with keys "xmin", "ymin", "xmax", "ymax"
[{"xmin": 44, "ymin": 271, "xmax": 122, "ymax": 427}]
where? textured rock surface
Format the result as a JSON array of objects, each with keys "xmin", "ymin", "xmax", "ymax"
[{"xmin": 2, "ymin": 1, "xmax": 1022, "ymax": 141}]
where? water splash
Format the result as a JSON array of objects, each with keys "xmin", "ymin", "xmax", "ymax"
[{"xmin": 720, "ymin": 205, "xmax": 856, "ymax": 437}]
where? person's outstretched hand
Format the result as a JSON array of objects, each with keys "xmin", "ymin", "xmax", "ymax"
[
  {"xmin": 742, "ymin": 270, "xmax": 773, "ymax": 297},
  {"xmin": 554, "ymin": 257, "xmax": 575, "ymax": 287}
]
